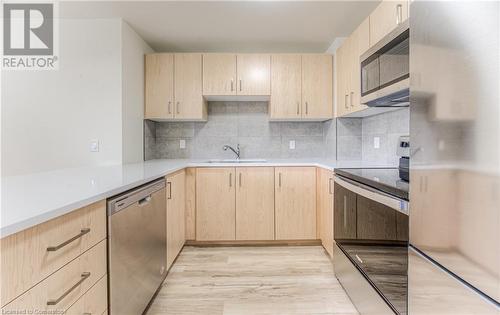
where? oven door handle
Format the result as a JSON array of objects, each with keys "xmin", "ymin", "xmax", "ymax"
[{"xmin": 334, "ymin": 176, "xmax": 409, "ymax": 215}]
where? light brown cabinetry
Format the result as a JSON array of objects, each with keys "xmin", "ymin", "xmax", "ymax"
[
  {"xmin": 166, "ymin": 169, "xmax": 186, "ymax": 270},
  {"xmin": 196, "ymin": 168, "xmax": 236, "ymax": 240},
  {"xmin": 235, "ymin": 167, "xmax": 275, "ymax": 240},
  {"xmin": 145, "ymin": 53, "xmax": 206, "ymax": 121},
  {"xmin": 271, "ymin": 54, "xmax": 333, "ymax": 121},
  {"xmin": 369, "ymin": 0, "xmax": 409, "ymax": 47},
  {"xmin": 335, "ymin": 18, "xmax": 369, "ymax": 117},
  {"xmin": 203, "ymin": 54, "xmax": 271, "ymax": 97},
  {"xmin": 275, "ymin": 167, "xmax": 317, "ymax": 240},
  {"xmin": 65, "ymin": 275, "xmax": 108, "ymax": 315},
  {"xmin": 185, "ymin": 167, "xmax": 196, "ymax": 240},
  {"xmin": 317, "ymin": 168, "xmax": 334, "ymax": 257},
  {"xmin": 1, "ymin": 200, "xmax": 106, "ymax": 307}
]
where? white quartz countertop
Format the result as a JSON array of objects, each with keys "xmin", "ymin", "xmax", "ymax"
[{"xmin": 1, "ymin": 158, "xmax": 392, "ymax": 238}]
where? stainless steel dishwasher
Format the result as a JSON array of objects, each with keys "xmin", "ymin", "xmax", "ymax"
[{"xmin": 107, "ymin": 178, "xmax": 166, "ymax": 315}]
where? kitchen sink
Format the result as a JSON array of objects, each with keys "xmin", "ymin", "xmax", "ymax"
[{"xmin": 205, "ymin": 159, "xmax": 267, "ymax": 163}]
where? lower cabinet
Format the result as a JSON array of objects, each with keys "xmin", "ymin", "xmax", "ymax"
[
  {"xmin": 235, "ymin": 167, "xmax": 275, "ymax": 240},
  {"xmin": 196, "ymin": 168, "xmax": 236, "ymax": 240},
  {"xmin": 275, "ymin": 167, "xmax": 317, "ymax": 240},
  {"xmin": 317, "ymin": 168, "xmax": 334, "ymax": 257},
  {"xmin": 166, "ymin": 169, "xmax": 186, "ymax": 270}
]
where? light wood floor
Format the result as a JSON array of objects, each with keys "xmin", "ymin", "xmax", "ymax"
[{"xmin": 147, "ymin": 246, "xmax": 358, "ymax": 315}]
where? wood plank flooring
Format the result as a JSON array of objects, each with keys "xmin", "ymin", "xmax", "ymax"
[{"xmin": 147, "ymin": 246, "xmax": 358, "ymax": 315}]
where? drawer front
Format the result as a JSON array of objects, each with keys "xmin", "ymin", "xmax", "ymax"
[
  {"xmin": 65, "ymin": 274, "xmax": 107, "ymax": 315},
  {"xmin": 1, "ymin": 200, "xmax": 106, "ymax": 306},
  {"xmin": 2, "ymin": 240, "xmax": 107, "ymax": 314}
]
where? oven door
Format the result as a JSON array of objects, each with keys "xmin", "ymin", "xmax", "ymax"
[{"xmin": 334, "ymin": 175, "xmax": 409, "ymax": 315}]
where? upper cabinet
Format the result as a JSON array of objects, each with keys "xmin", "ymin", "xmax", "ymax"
[
  {"xmin": 203, "ymin": 54, "xmax": 270, "ymax": 97},
  {"xmin": 270, "ymin": 54, "xmax": 333, "ymax": 121},
  {"xmin": 369, "ymin": 0, "xmax": 409, "ymax": 48},
  {"xmin": 145, "ymin": 53, "xmax": 207, "ymax": 121},
  {"xmin": 336, "ymin": 18, "xmax": 370, "ymax": 117}
]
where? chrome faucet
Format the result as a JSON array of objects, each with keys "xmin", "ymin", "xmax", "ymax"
[{"xmin": 223, "ymin": 144, "xmax": 240, "ymax": 159}]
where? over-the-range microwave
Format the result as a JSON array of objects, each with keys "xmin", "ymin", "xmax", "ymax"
[{"xmin": 361, "ymin": 19, "xmax": 409, "ymax": 107}]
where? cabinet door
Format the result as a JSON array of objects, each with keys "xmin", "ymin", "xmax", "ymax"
[
  {"xmin": 235, "ymin": 167, "xmax": 275, "ymax": 240},
  {"xmin": 196, "ymin": 168, "xmax": 236, "ymax": 240},
  {"xmin": 145, "ymin": 54, "xmax": 174, "ymax": 119},
  {"xmin": 174, "ymin": 53, "xmax": 206, "ymax": 120},
  {"xmin": 370, "ymin": 0, "xmax": 409, "ymax": 47},
  {"xmin": 275, "ymin": 167, "xmax": 316, "ymax": 240},
  {"xmin": 202, "ymin": 54, "xmax": 237, "ymax": 96},
  {"xmin": 270, "ymin": 54, "xmax": 302, "ymax": 120},
  {"xmin": 236, "ymin": 54, "xmax": 271, "ymax": 96},
  {"xmin": 302, "ymin": 54, "xmax": 333, "ymax": 119},
  {"xmin": 335, "ymin": 43, "xmax": 348, "ymax": 117},
  {"xmin": 317, "ymin": 168, "xmax": 334, "ymax": 257},
  {"xmin": 334, "ymin": 183, "xmax": 357, "ymax": 239},
  {"xmin": 350, "ymin": 18, "xmax": 370, "ymax": 113},
  {"xmin": 166, "ymin": 170, "xmax": 186, "ymax": 270}
]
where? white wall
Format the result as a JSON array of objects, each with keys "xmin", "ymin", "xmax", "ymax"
[
  {"xmin": 121, "ymin": 21, "xmax": 153, "ymax": 163},
  {"xmin": 1, "ymin": 19, "xmax": 153, "ymax": 176}
]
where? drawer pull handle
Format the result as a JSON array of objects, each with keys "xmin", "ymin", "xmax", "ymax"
[
  {"xmin": 47, "ymin": 228, "xmax": 91, "ymax": 252},
  {"xmin": 47, "ymin": 272, "xmax": 91, "ymax": 305}
]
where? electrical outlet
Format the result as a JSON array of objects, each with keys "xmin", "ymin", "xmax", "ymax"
[
  {"xmin": 179, "ymin": 139, "xmax": 186, "ymax": 149},
  {"xmin": 90, "ymin": 140, "xmax": 99, "ymax": 152},
  {"xmin": 289, "ymin": 140, "xmax": 296, "ymax": 150},
  {"xmin": 373, "ymin": 137, "xmax": 380, "ymax": 149}
]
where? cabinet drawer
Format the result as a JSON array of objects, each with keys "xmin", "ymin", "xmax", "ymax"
[
  {"xmin": 1, "ymin": 201, "xmax": 106, "ymax": 306},
  {"xmin": 65, "ymin": 274, "xmax": 107, "ymax": 315},
  {"xmin": 2, "ymin": 240, "xmax": 107, "ymax": 314}
]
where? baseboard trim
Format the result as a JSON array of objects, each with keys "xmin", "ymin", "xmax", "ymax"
[{"xmin": 185, "ymin": 239, "xmax": 322, "ymax": 247}]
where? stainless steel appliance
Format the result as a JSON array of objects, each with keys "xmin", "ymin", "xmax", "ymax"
[
  {"xmin": 409, "ymin": 0, "xmax": 500, "ymax": 312},
  {"xmin": 361, "ymin": 20, "xmax": 409, "ymax": 107},
  {"xmin": 108, "ymin": 179, "xmax": 167, "ymax": 315},
  {"xmin": 333, "ymin": 169, "xmax": 409, "ymax": 315}
]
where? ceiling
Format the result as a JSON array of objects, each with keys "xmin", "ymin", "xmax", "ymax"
[{"xmin": 60, "ymin": 1, "xmax": 379, "ymax": 53}]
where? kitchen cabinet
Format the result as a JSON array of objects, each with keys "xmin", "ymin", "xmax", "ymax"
[
  {"xmin": 166, "ymin": 169, "xmax": 186, "ymax": 270},
  {"xmin": 302, "ymin": 54, "xmax": 333, "ymax": 119},
  {"xmin": 203, "ymin": 54, "xmax": 271, "ymax": 97},
  {"xmin": 335, "ymin": 18, "xmax": 369, "ymax": 117},
  {"xmin": 235, "ymin": 167, "xmax": 275, "ymax": 240},
  {"xmin": 145, "ymin": 53, "xmax": 207, "ymax": 121},
  {"xmin": 196, "ymin": 168, "xmax": 236, "ymax": 240},
  {"xmin": 236, "ymin": 54, "xmax": 271, "ymax": 96},
  {"xmin": 185, "ymin": 167, "xmax": 196, "ymax": 240},
  {"xmin": 275, "ymin": 167, "xmax": 317, "ymax": 240},
  {"xmin": 270, "ymin": 54, "xmax": 302, "ymax": 119},
  {"xmin": 317, "ymin": 168, "xmax": 334, "ymax": 257},
  {"xmin": 334, "ymin": 183, "xmax": 357, "ymax": 240},
  {"xmin": 271, "ymin": 54, "xmax": 333, "ymax": 121},
  {"xmin": 145, "ymin": 53, "xmax": 174, "ymax": 119},
  {"xmin": 369, "ymin": 0, "xmax": 409, "ymax": 47}
]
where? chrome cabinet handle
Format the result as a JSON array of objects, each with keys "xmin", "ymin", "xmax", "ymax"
[
  {"xmin": 167, "ymin": 182, "xmax": 172, "ymax": 199},
  {"xmin": 343, "ymin": 196, "xmax": 347, "ymax": 228},
  {"xmin": 231, "ymin": 79, "xmax": 234, "ymax": 92},
  {"xmin": 396, "ymin": 4, "xmax": 403, "ymax": 24},
  {"xmin": 239, "ymin": 173, "xmax": 242, "ymax": 187},
  {"xmin": 297, "ymin": 102, "xmax": 300, "ymax": 115},
  {"xmin": 350, "ymin": 92, "xmax": 354, "ymax": 107},
  {"xmin": 305, "ymin": 102, "xmax": 308, "ymax": 115},
  {"xmin": 329, "ymin": 178, "xmax": 333, "ymax": 195},
  {"xmin": 168, "ymin": 101, "xmax": 172, "ymax": 114},
  {"xmin": 278, "ymin": 173, "xmax": 282, "ymax": 187},
  {"xmin": 229, "ymin": 173, "xmax": 232, "ymax": 187},
  {"xmin": 47, "ymin": 228, "xmax": 91, "ymax": 252},
  {"xmin": 176, "ymin": 101, "xmax": 180, "ymax": 114},
  {"xmin": 345, "ymin": 94, "xmax": 349, "ymax": 109},
  {"xmin": 239, "ymin": 79, "xmax": 242, "ymax": 92},
  {"xmin": 47, "ymin": 272, "xmax": 91, "ymax": 305}
]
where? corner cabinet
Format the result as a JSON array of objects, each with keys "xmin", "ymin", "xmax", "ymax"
[
  {"xmin": 317, "ymin": 168, "xmax": 334, "ymax": 257},
  {"xmin": 271, "ymin": 54, "xmax": 333, "ymax": 121},
  {"xmin": 145, "ymin": 53, "xmax": 207, "ymax": 121},
  {"xmin": 202, "ymin": 54, "xmax": 271, "ymax": 97},
  {"xmin": 166, "ymin": 169, "xmax": 186, "ymax": 270}
]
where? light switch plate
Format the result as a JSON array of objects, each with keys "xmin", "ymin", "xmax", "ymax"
[
  {"xmin": 373, "ymin": 137, "xmax": 380, "ymax": 149},
  {"xmin": 180, "ymin": 139, "xmax": 186, "ymax": 149},
  {"xmin": 289, "ymin": 140, "xmax": 296, "ymax": 150},
  {"xmin": 90, "ymin": 140, "xmax": 99, "ymax": 152}
]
